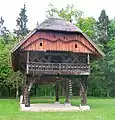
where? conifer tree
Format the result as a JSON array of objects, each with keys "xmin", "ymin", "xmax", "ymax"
[
  {"xmin": 97, "ymin": 10, "xmax": 110, "ymax": 45},
  {"xmin": 0, "ymin": 17, "xmax": 10, "ymax": 43},
  {"xmin": 14, "ymin": 4, "xmax": 30, "ymax": 38}
]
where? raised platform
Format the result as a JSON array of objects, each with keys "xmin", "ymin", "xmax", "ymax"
[{"xmin": 20, "ymin": 103, "xmax": 90, "ymax": 112}]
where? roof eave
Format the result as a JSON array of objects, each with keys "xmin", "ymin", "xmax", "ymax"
[
  {"xmin": 82, "ymin": 33, "xmax": 105, "ymax": 57},
  {"xmin": 11, "ymin": 29, "xmax": 37, "ymax": 53}
]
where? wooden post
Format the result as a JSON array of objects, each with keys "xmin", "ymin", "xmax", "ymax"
[
  {"xmin": 23, "ymin": 75, "xmax": 30, "ymax": 107},
  {"xmin": 22, "ymin": 75, "xmax": 26, "ymax": 104},
  {"xmin": 22, "ymin": 85, "xmax": 25, "ymax": 104},
  {"xmin": 55, "ymin": 77, "xmax": 59, "ymax": 102},
  {"xmin": 25, "ymin": 85, "xmax": 30, "ymax": 107},
  {"xmin": 65, "ymin": 79, "xmax": 70, "ymax": 103},
  {"xmin": 26, "ymin": 51, "xmax": 29, "ymax": 74},
  {"xmin": 68, "ymin": 79, "xmax": 72, "ymax": 97},
  {"xmin": 80, "ymin": 76, "xmax": 88, "ymax": 105},
  {"xmin": 87, "ymin": 53, "xmax": 90, "ymax": 65},
  {"xmin": 22, "ymin": 51, "xmax": 29, "ymax": 105}
]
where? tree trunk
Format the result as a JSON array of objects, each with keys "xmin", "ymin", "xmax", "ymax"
[
  {"xmin": 50, "ymin": 89, "xmax": 52, "ymax": 96},
  {"xmin": 62, "ymin": 86, "xmax": 65, "ymax": 96},
  {"xmin": 9, "ymin": 87, "xmax": 11, "ymax": 97},
  {"xmin": 107, "ymin": 89, "xmax": 110, "ymax": 98},
  {"xmin": 22, "ymin": 77, "xmax": 26, "ymax": 104},
  {"xmin": 16, "ymin": 85, "xmax": 19, "ymax": 100},
  {"xmin": 45, "ymin": 89, "xmax": 47, "ymax": 96}
]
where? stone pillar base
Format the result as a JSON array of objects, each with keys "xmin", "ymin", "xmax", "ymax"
[
  {"xmin": 79, "ymin": 105, "xmax": 90, "ymax": 111},
  {"xmin": 55, "ymin": 101, "xmax": 60, "ymax": 104},
  {"xmin": 20, "ymin": 95, "xmax": 23, "ymax": 104},
  {"xmin": 25, "ymin": 104, "xmax": 30, "ymax": 107},
  {"xmin": 64, "ymin": 103, "xmax": 71, "ymax": 107}
]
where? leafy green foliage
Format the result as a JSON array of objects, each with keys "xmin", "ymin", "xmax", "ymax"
[
  {"xmin": 46, "ymin": 4, "xmax": 83, "ymax": 22},
  {"xmin": 0, "ymin": 4, "xmax": 115, "ymax": 98},
  {"xmin": 77, "ymin": 17, "xmax": 99, "ymax": 43},
  {"xmin": 0, "ymin": 17, "xmax": 10, "ymax": 43},
  {"xmin": 14, "ymin": 4, "xmax": 30, "ymax": 38},
  {"xmin": 0, "ymin": 36, "xmax": 23, "ymax": 97},
  {"xmin": 97, "ymin": 9, "xmax": 110, "ymax": 45},
  {"xmin": 108, "ymin": 18, "xmax": 115, "ymax": 40},
  {"xmin": 6, "ymin": 71, "xmax": 23, "ymax": 89}
]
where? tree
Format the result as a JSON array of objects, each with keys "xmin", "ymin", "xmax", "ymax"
[
  {"xmin": 97, "ymin": 9, "xmax": 110, "ymax": 45},
  {"xmin": 87, "ymin": 10, "xmax": 115, "ymax": 98},
  {"xmin": 77, "ymin": 17, "xmax": 99, "ymax": 43},
  {"xmin": 46, "ymin": 4, "xmax": 83, "ymax": 23},
  {"xmin": 88, "ymin": 13, "xmax": 115, "ymax": 97},
  {"xmin": 0, "ymin": 17, "xmax": 10, "ymax": 43},
  {"xmin": 106, "ymin": 39, "xmax": 115, "ymax": 96},
  {"xmin": 14, "ymin": 4, "xmax": 30, "ymax": 38},
  {"xmin": 6, "ymin": 71, "xmax": 23, "ymax": 99},
  {"xmin": 94, "ymin": 10, "xmax": 115, "ymax": 97},
  {"xmin": 108, "ymin": 18, "xmax": 115, "ymax": 40},
  {"xmin": 0, "ymin": 35, "xmax": 21, "ymax": 97}
]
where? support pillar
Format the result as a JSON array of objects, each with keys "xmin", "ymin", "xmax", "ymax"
[
  {"xmin": 22, "ymin": 76, "xmax": 26, "ymax": 104},
  {"xmin": 80, "ymin": 76, "xmax": 88, "ymax": 105},
  {"xmin": 64, "ymin": 79, "xmax": 70, "ymax": 104},
  {"xmin": 22, "ymin": 87, "xmax": 24, "ymax": 104},
  {"xmin": 68, "ymin": 79, "xmax": 72, "ymax": 97},
  {"xmin": 22, "ymin": 75, "xmax": 31, "ymax": 107},
  {"xmin": 55, "ymin": 79, "xmax": 59, "ymax": 103},
  {"xmin": 25, "ymin": 85, "xmax": 30, "ymax": 107}
]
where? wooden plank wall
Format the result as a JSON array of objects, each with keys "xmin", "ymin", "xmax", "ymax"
[{"xmin": 21, "ymin": 31, "xmax": 99, "ymax": 56}]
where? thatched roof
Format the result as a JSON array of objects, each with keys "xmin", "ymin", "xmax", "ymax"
[{"xmin": 37, "ymin": 17, "xmax": 83, "ymax": 33}]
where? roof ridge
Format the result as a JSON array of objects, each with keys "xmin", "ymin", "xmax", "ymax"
[{"xmin": 37, "ymin": 17, "xmax": 83, "ymax": 33}]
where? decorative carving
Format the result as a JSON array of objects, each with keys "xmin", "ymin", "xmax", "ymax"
[{"xmin": 27, "ymin": 62, "xmax": 90, "ymax": 75}]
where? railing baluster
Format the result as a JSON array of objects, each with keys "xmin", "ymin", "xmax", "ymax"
[{"xmin": 27, "ymin": 62, "xmax": 90, "ymax": 74}]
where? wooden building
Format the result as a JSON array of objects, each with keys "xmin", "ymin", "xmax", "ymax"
[{"xmin": 11, "ymin": 17, "xmax": 104, "ymax": 107}]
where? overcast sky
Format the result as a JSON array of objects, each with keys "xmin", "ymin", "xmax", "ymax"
[{"xmin": 0, "ymin": 0, "xmax": 114, "ymax": 31}]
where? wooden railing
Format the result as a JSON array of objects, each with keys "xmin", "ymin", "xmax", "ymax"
[{"xmin": 27, "ymin": 62, "xmax": 90, "ymax": 75}]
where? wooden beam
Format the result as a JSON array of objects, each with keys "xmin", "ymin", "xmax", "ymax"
[
  {"xmin": 65, "ymin": 79, "xmax": 70, "ymax": 103},
  {"xmin": 24, "ymin": 85, "xmax": 30, "ymax": 107},
  {"xmin": 22, "ymin": 74, "xmax": 27, "ymax": 104},
  {"xmin": 26, "ymin": 51, "xmax": 29, "ymax": 74},
  {"xmin": 68, "ymin": 80, "xmax": 72, "ymax": 97},
  {"xmin": 55, "ymin": 77, "xmax": 59, "ymax": 102},
  {"xmin": 87, "ymin": 54, "xmax": 90, "ymax": 64},
  {"xmin": 80, "ymin": 76, "xmax": 88, "ymax": 105}
]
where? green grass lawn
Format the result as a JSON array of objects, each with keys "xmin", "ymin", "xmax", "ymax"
[{"xmin": 0, "ymin": 97, "xmax": 115, "ymax": 120}]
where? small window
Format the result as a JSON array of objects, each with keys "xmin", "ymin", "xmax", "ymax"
[
  {"xmin": 40, "ymin": 42, "xmax": 42, "ymax": 46},
  {"xmin": 75, "ymin": 44, "xmax": 77, "ymax": 48}
]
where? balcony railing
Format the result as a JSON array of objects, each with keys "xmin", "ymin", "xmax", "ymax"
[{"xmin": 27, "ymin": 62, "xmax": 90, "ymax": 75}]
